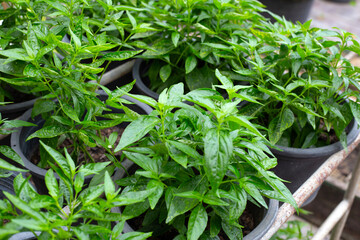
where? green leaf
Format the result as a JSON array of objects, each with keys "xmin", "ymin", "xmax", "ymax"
[
  {"xmin": 160, "ymin": 64, "xmax": 172, "ymax": 82},
  {"xmin": 122, "ymin": 200, "xmax": 150, "ymax": 220},
  {"xmin": 203, "ymin": 192, "xmax": 229, "ymax": 206},
  {"xmin": 32, "ymin": 99, "xmax": 57, "ymax": 118},
  {"xmin": 204, "ymin": 129, "xmax": 232, "ymax": 191},
  {"xmin": 215, "ymin": 69, "xmax": 233, "ymax": 89},
  {"xmin": 63, "ymin": 103, "xmax": 80, "ymax": 123},
  {"xmin": 0, "ymin": 145, "xmax": 24, "ymax": 166},
  {"xmin": 194, "ymin": 23, "xmax": 215, "ymax": 34},
  {"xmin": 188, "ymin": 204, "xmax": 208, "ymax": 240},
  {"xmin": 243, "ymin": 182, "xmax": 267, "ymax": 208},
  {"xmin": 45, "ymin": 169, "xmax": 59, "ymax": 199},
  {"xmin": 123, "ymin": 151, "xmax": 159, "ymax": 174},
  {"xmin": 185, "ymin": 66, "xmax": 216, "ymax": 90},
  {"xmin": 0, "ymin": 48, "xmax": 32, "ymax": 61},
  {"xmin": 268, "ymin": 116, "xmax": 281, "ymax": 145},
  {"xmin": 27, "ymin": 125, "xmax": 69, "ymax": 140},
  {"xmin": 29, "ymin": 195, "xmax": 56, "ymax": 209},
  {"xmin": 226, "ymin": 115, "xmax": 264, "ymax": 139},
  {"xmin": 74, "ymin": 172, "xmax": 85, "ymax": 194},
  {"xmin": 222, "ymin": 221, "xmax": 243, "ymax": 240},
  {"xmin": 279, "ymin": 108, "xmax": 294, "ymax": 132},
  {"xmin": 168, "ymin": 143, "xmax": 188, "ymax": 168},
  {"xmin": 350, "ymin": 101, "xmax": 360, "ymax": 126},
  {"xmin": 113, "ymin": 189, "xmax": 154, "ymax": 207},
  {"xmin": 172, "ymin": 32, "xmax": 180, "ymax": 47},
  {"xmin": 4, "ymin": 192, "xmax": 46, "ymax": 223},
  {"xmin": 78, "ymin": 162, "xmax": 110, "ymax": 176},
  {"xmin": 11, "ymin": 219, "xmax": 48, "ymax": 231},
  {"xmin": 185, "ymin": 56, "xmax": 197, "ymax": 74},
  {"xmin": 115, "ymin": 115, "xmax": 160, "ymax": 152},
  {"xmin": 117, "ymin": 232, "xmax": 152, "ymax": 240},
  {"xmin": 102, "ymin": 50, "xmax": 142, "ymax": 61},
  {"xmin": 167, "ymin": 140, "xmax": 202, "ymax": 161},
  {"xmin": 69, "ymin": 28, "xmax": 81, "ymax": 48},
  {"xmin": 166, "ymin": 177, "xmax": 205, "ymax": 223},
  {"xmin": 126, "ymin": 10, "xmax": 137, "ymax": 28},
  {"xmin": 79, "ymin": 185, "xmax": 104, "ymax": 204},
  {"xmin": 64, "ymin": 149, "xmax": 76, "ymax": 179},
  {"xmin": 147, "ymin": 180, "xmax": 164, "ymax": 209},
  {"xmin": 104, "ymin": 171, "xmax": 116, "ymax": 200},
  {"xmin": 40, "ymin": 141, "xmax": 71, "ymax": 179},
  {"xmin": 0, "ymin": 158, "xmax": 27, "ymax": 172}
]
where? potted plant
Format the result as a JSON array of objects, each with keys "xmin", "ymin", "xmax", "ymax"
[
  {"xmin": 0, "ymin": 142, "xmax": 152, "ymax": 240},
  {"xmin": 0, "ymin": 0, "xmax": 143, "ymax": 119},
  {"xmin": 127, "ymin": 0, "xmax": 266, "ymax": 99},
  {"xmin": 109, "ymin": 76, "xmax": 297, "ymax": 239},
  {"xmin": 0, "ymin": 1, "xmax": 49, "ymax": 119},
  {"xmin": 0, "ymin": 0, "xmax": 146, "ymax": 189},
  {"xmin": 233, "ymin": 18, "xmax": 360, "ymax": 194}
]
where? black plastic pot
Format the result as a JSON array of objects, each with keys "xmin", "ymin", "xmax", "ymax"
[
  {"xmin": 133, "ymin": 58, "xmax": 159, "ymax": 100},
  {"xmin": 10, "ymin": 93, "xmax": 152, "ymax": 190},
  {"xmin": 0, "ymin": 98, "xmax": 38, "ymax": 120},
  {"xmin": 272, "ymin": 118, "xmax": 360, "ymax": 201},
  {"xmin": 113, "ymin": 160, "xmax": 279, "ymax": 240},
  {"xmin": 0, "ymin": 172, "xmax": 16, "ymax": 200},
  {"xmin": 259, "ymin": 0, "xmax": 315, "ymax": 23}
]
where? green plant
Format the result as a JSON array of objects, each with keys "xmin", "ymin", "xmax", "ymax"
[
  {"xmin": 270, "ymin": 219, "xmax": 313, "ymax": 240},
  {"xmin": 0, "ymin": 0, "xmax": 144, "ymax": 167},
  {"xmin": 0, "ymin": 141, "xmax": 152, "ymax": 240},
  {"xmin": 231, "ymin": 16, "xmax": 360, "ymax": 148},
  {"xmin": 110, "ymin": 72, "xmax": 297, "ymax": 240},
  {"xmin": 126, "ymin": 0, "xmax": 266, "ymax": 94}
]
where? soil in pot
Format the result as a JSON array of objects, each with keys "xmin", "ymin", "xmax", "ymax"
[
  {"xmin": 117, "ymin": 164, "xmax": 277, "ymax": 240},
  {"xmin": 2, "ymin": 86, "xmax": 35, "ymax": 104},
  {"xmin": 124, "ymin": 201, "xmax": 270, "ymax": 240},
  {"xmin": 133, "ymin": 59, "xmax": 218, "ymax": 100},
  {"xmin": 271, "ymin": 118, "xmax": 360, "ymax": 206},
  {"xmin": 30, "ymin": 125, "xmax": 125, "ymax": 169}
]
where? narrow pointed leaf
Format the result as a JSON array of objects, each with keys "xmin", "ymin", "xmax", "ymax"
[{"xmin": 115, "ymin": 115, "xmax": 160, "ymax": 152}]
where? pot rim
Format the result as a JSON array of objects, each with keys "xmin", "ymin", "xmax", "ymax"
[
  {"xmin": 0, "ymin": 98, "xmax": 38, "ymax": 114},
  {"xmin": 132, "ymin": 58, "xmax": 160, "ymax": 100},
  {"xmin": 272, "ymin": 118, "xmax": 360, "ymax": 158}
]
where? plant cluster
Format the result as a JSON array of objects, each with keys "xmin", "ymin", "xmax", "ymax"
[
  {"xmin": 124, "ymin": 0, "xmax": 266, "ymax": 93},
  {"xmin": 1, "ymin": 141, "xmax": 152, "ymax": 240},
  {"xmin": 1, "ymin": 0, "xmax": 360, "ymax": 239},
  {"xmin": 0, "ymin": 0, "xmax": 146, "ymax": 166},
  {"xmin": 231, "ymin": 15, "xmax": 360, "ymax": 148},
  {"xmin": 110, "ymin": 76, "xmax": 296, "ymax": 239}
]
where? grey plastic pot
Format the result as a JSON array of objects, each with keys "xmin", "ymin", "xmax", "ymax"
[
  {"xmin": 0, "ymin": 98, "xmax": 38, "ymax": 120},
  {"xmin": 8, "ymin": 231, "xmax": 41, "ymax": 240},
  {"xmin": 133, "ymin": 58, "xmax": 159, "ymax": 100},
  {"xmin": 113, "ymin": 160, "xmax": 279, "ymax": 240},
  {"xmin": 10, "ymin": 93, "xmax": 152, "ymax": 189},
  {"xmin": 272, "ymin": 118, "xmax": 360, "ymax": 202}
]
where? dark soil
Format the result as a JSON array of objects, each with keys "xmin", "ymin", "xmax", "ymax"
[
  {"xmin": 2, "ymin": 219, "xmax": 10, "ymax": 225},
  {"xmin": 127, "ymin": 205, "xmax": 256, "ymax": 240},
  {"xmin": 30, "ymin": 126, "xmax": 124, "ymax": 168},
  {"xmin": 3, "ymin": 86, "xmax": 36, "ymax": 103}
]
